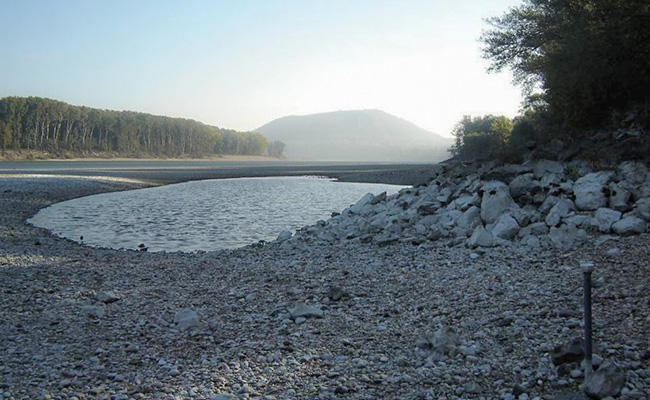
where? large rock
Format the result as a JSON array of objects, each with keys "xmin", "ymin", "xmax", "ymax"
[
  {"xmin": 533, "ymin": 160, "xmax": 564, "ymax": 179},
  {"xmin": 545, "ymin": 199, "xmax": 574, "ymax": 227},
  {"xmin": 457, "ymin": 206, "xmax": 482, "ymax": 233},
  {"xmin": 518, "ymin": 221, "xmax": 549, "ymax": 237},
  {"xmin": 611, "ymin": 216, "xmax": 647, "ymax": 235},
  {"xmin": 436, "ymin": 210, "xmax": 462, "ymax": 230},
  {"xmin": 592, "ymin": 208, "xmax": 622, "ymax": 233},
  {"xmin": 618, "ymin": 160, "xmax": 648, "ymax": 185},
  {"xmin": 276, "ymin": 230, "xmax": 293, "ymax": 242},
  {"xmin": 450, "ymin": 194, "xmax": 479, "ymax": 211},
  {"xmin": 480, "ymin": 181, "xmax": 515, "ymax": 224},
  {"xmin": 467, "ymin": 225, "xmax": 495, "ymax": 248},
  {"xmin": 492, "ymin": 214, "xmax": 520, "ymax": 239},
  {"xmin": 369, "ymin": 191, "xmax": 387, "ymax": 205},
  {"xmin": 349, "ymin": 193, "xmax": 375, "ymax": 214},
  {"xmin": 539, "ymin": 195, "xmax": 560, "ymax": 215},
  {"xmin": 574, "ymin": 172, "xmax": 611, "ymax": 211},
  {"xmin": 634, "ymin": 198, "xmax": 650, "ymax": 221},
  {"xmin": 509, "ymin": 174, "xmax": 540, "ymax": 199},
  {"xmin": 174, "ymin": 309, "xmax": 200, "ymax": 330},
  {"xmin": 509, "ymin": 206, "xmax": 532, "ymax": 227},
  {"xmin": 583, "ymin": 361, "xmax": 626, "ymax": 399}
]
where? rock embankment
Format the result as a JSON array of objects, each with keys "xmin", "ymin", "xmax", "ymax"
[{"xmin": 277, "ymin": 160, "xmax": 650, "ymax": 251}]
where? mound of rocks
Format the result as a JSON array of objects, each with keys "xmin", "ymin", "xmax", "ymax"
[{"xmin": 277, "ymin": 160, "xmax": 650, "ymax": 250}]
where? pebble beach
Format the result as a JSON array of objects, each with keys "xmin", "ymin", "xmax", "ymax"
[{"xmin": 0, "ymin": 164, "xmax": 649, "ymax": 400}]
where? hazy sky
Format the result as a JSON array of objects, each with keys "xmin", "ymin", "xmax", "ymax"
[{"xmin": 0, "ymin": 0, "xmax": 523, "ymax": 137}]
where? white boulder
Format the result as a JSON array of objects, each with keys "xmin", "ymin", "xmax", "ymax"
[
  {"xmin": 480, "ymin": 181, "xmax": 514, "ymax": 224},
  {"xmin": 277, "ymin": 230, "xmax": 293, "ymax": 242},
  {"xmin": 618, "ymin": 160, "xmax": 648, "ymax": 185},
  {"xmin": 491, "ymin": 214, "xmax": 520, "ymax": 239},
  {"xmin": 633, "ymin": 198, "xmax": 650, "ymax": 221},
  {"xmin": 533, "ymin": 160, "xmax": 564, "ymax": 179},
  {"xmin": 349, "ymin": 193, "xmax": 375, "ymax": 214},
  {"xmin": 509, "ymin": 174, "xmax": 539, "ymax": 198},
  {"xmin": 573, "ymin": 172, "xmax": 611, "ymax": 210},
  {"xmin": 592, "ymin": 208, "xmax": 622, "ymax": 233},
  {"xmin": 545, "ymin": 199, "xmax": 574, "ymax": 227},
  {"xmin": 457, "ymin": 206, "xmax": 482, "ymax": 233}
]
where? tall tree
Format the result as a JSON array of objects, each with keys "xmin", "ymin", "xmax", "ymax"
[{"xmin": 482, "ymin": 0, "xmax": 650, "ymax": 130}]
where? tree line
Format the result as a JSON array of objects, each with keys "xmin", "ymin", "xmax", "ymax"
[
  {"xmin": 453, "ymin": 0, "xmax": 650, "ymax": 161},
  {"xmin": 0, "ymin": 97, "xmax": 285, "ymax": 158}
]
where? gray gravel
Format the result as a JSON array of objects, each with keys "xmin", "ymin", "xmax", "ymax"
[{"xmin": 0, "ymin": 171, "xmax": 649, "ymax": 400}]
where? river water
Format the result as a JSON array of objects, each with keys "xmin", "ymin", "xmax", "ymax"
[{"xmin": 28, "ymin": 176, "xmax": 405, "ymax": 252}]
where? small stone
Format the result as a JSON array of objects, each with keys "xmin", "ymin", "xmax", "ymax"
[
  {"xmin": 125, "ymin": 343, "xmax": 139, "ymax": 353},
  {"xmin": 81, "ymin": 305, "xmax": 105, "ymax": 318},
  {"xmin": 289, "ymin": 304, "xmax": 323, "ymax": 319},
  {"xmin": 96, "ymin": 291, "xmax": 120, "ymax": 304},
  {"xmin": 210, "ymin": 393, "xmax": 237, "ymax": 400},
  {"xmin": 552, "ymin": 338, "xmax": 584, "ymax": 365},
  {"xmin": 173, "ymin": 309, "xmax": 200, "ymax": 330},
  {"xmin": 328, "ymin": 286, "xmax": 349, "ymax": 301}
]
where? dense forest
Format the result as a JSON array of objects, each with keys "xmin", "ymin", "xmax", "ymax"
[
  {"xmin": 0, "ymin": 97, "xmax": 278, "ymax": 158},
  {"xmin": 453, "ymin": 0, "xmax": 650, "ymax": 162}
]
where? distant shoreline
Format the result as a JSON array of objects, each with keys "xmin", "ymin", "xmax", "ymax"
[
  {"xmin": 0, "ymin": 160, "xmax": 441, "ymax": 186},
  {"xmin": 0, "ymin": 150, "xmax": 284, "ymax": 162}
]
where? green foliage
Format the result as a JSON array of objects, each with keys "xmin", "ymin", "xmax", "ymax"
[
  {"xmin": 0, "ymin": 119, "xmax": 11, "ymax": 149},
  {"xmin": 267, "ymin": 140, "xmax": 286, "ymax": 158},
  {"xmin": 0, "ymin": 97, "xmax": 271, "ymax": 157},
  {"xmin": 451, "ymin": 115, "xmax": 514, "ymax": 160},
  {"xmin": 481, "ymin": 0, "xmax": 650, "ymax": 131}
]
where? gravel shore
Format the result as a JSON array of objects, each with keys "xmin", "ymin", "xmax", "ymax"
[{"xmin": 0, "ymin": 167, "xmax": 648, "ymax": 400}]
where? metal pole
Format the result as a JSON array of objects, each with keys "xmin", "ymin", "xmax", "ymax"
[{"xmin": 581, "ymin": 260, "xmax": 594, "ymax": 380}]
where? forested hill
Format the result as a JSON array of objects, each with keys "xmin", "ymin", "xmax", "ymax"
[{"xmin": 0, "ymin": 97, "xmax": 270, "ymax": 158}]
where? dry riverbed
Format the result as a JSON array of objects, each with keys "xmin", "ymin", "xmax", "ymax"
[{"xmin": 0, "ymin": 172, "xmax": 648, "ymax": 400}]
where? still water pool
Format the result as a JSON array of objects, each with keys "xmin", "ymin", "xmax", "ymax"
[{"xmin": 29, "ymin": 177, "xmax": 406, "ymax": 252}]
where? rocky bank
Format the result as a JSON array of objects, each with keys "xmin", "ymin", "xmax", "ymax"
[
  {"xmin": 0, "ymin": 160, "xmax": 649, "ymax": 400},
  {"xmin": 276, "ymin": 160, "xmax": 649, "ymax": 252}
]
